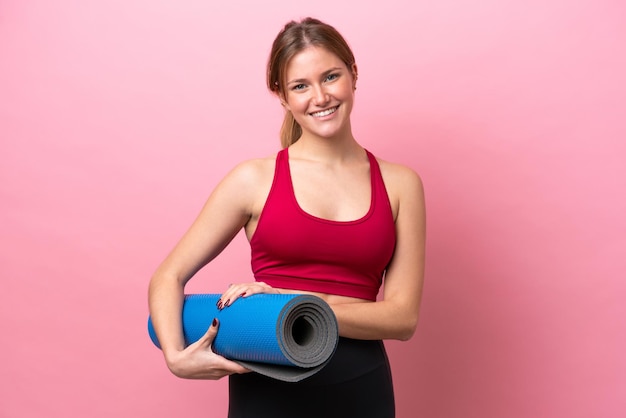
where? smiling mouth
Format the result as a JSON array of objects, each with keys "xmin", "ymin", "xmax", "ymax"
[{"xmin": 310, "ymin": 106, "xmax": 339, "ymax": 118}]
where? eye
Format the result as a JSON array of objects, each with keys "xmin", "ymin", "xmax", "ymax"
[
  {"xmin": 292, "ymin": 83, "xmax": 306, "ymax": 91},
  {"xmin": 325, "ymin": 73, "xmax": 339, "ymax": 82}
]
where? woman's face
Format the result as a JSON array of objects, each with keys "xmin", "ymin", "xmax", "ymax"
[{"xmin": 282, "ymin": 46, "xmax": 357, "ymax": 141}]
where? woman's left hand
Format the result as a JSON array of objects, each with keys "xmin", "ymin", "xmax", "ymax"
[{"xmin": 217, "ymin": 281, "xmax": 279, "ymax": 309}]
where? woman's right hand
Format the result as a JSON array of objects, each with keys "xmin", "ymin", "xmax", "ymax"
[{"xmin": 164, "ymin": 318, "xmax": 250, "ymax": 380}]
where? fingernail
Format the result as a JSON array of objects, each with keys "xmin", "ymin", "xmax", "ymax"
[
  {"xmin": 212, "ymin": 318, "xmax": 218, "ymax": 327},
  {"xmin": 224, "ymin": 299, "xmax": 231, "ymax": 307},
  {"xmin": 240, "ymin": 292, "xmax": 247, "ymax": 297},
  {"xmin": 216, "ymin": 298, "xmax": 222, "ymax": 307}
]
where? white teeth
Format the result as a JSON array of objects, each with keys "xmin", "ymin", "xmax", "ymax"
[{"xmin": 311, "ymin": 106, "xmax": 338, "ymax": 117}]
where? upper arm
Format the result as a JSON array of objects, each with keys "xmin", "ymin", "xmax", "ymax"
[
  {"xmin": 381, "ymin": 163, "xmax": 426, "ymax": 321},
  {"xmin": 153, "ymin": 159, "xmax": 271, "ymax": 286}
]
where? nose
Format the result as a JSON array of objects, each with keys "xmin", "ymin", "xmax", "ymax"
[{"xmin": 311, "ymin": 84, "xmax": 330, "ymax": 106}]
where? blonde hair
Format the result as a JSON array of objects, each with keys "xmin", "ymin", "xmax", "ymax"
[{"xmin": 267, "ymin": 18, "xmax": 356, "ymax": 148}]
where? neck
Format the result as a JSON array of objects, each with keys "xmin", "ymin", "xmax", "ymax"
[
  {"xmin": 290, "ymin": 123, "xmax": 364, "ymax": 162},
  {"xmin": 290, "ymin": 133, "xmax": 364, "ymax": 163}
]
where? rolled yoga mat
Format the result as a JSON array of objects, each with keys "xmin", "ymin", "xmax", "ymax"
[{"xmin": 148, "ymin": 293, "xmax": 339, "ymax": 382}]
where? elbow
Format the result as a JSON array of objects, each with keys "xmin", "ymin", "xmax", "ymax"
[
  {"xmin": 395, "ymin": 315, "xmax": 419, "ymax": 341},
  {"xmin": 149, "ymin": 269, "xmax": 185, "ymax": 294}
]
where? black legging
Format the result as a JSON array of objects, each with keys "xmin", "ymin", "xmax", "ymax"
[{"xmin": 228, "ymin": 338, "xmax": 395, "ymax": 418}]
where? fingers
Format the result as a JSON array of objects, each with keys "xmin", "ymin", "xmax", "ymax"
[
  {"xmin": 217, "ymin": 282, "xmax": 276, "ymax": 309},
  {"xmin": 220, "ymin": 358, "xmax": 252, "ymax": 375},
  {"xmin": 192, "ymin": 317, "xmax": 219, "ymax": 349},
  {"xmin": 217, "ymin": 284, "xmax": 241, "ymax": 310},
  {"xmin": 170, "ymin": 318, "xmax": 250, "ymax": 379},
  {"xmin": 216, "ymin": 284, "xmax": 240, "ymax": 309},
  {"xmin": 204, "ymin": 321, "xmax": 250, "ymax": 375},
  {"xmin": 197, "ymin": 320, "xmax": 250, "ymax": 375}
]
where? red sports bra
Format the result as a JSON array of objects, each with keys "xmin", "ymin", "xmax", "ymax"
[{"xmin": 250, "ymin": 148, "xmax": 396, "ymax": 301}]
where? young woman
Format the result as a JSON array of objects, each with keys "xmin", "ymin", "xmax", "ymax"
[{"xmin": 148, "ymin": 17, "xmax": 426, "ymax": 418}]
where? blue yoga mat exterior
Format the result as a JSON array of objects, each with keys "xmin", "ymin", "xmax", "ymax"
[{"xmin": 148, "ymin": 293, "xmax": 339, "ymax": 382}]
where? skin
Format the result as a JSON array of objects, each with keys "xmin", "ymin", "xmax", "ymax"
[{"xmin": 148, "ymin": 45, "xmax": 426, "ymax": 380}]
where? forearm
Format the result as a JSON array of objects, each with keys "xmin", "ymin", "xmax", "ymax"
[
  {"xmin": 148, "ymin": 272, "xmax": 187, "ymax": 363},
  {"xmin": 330, "ymin": 299, "xmax": 419, "ymax": 341}
]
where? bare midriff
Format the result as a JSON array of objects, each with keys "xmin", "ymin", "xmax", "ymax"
[{"xmin": 275, "ymin": 287, "xmax": 372, "ymax": 305}]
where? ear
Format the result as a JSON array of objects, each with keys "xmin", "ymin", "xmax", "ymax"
[
  {"xmin": 276, "ymin": 90, "xmax": 290, "ymax": 111},
  {"xmin": 280, "ymin": 95, "xmax": 292, "ymax": 112},
  {"xmin": 351, "ymin": 63, "xmax": 359, "ymax": 90},
  {"xmin": 281, "ymin": 99, "xmax": 291, "ymax": 112}
]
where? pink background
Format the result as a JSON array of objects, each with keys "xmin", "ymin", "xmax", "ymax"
[{"xmin": 1, "ymin": 1, "xmax": 624, "ymax": 417}]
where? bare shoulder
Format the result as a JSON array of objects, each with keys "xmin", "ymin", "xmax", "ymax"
[
  {"xmin": 225, "ymin": 154, "xmax": 277, "ymax": 186},
  {"xmin": 373, "ymin": 157, "xmax": 425, "ymax": 222},
  {"xmin": 376, "ymin": 157, "xmax": 424, "ymax": 196},
  {"xmin": 212, "ymin": 153, "xmax": 277, "ymax": 215}
]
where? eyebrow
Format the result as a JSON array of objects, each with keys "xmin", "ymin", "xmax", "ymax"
[{"xmin": 286, "ymin": 67, "xmax": 343, "ymax": 86}]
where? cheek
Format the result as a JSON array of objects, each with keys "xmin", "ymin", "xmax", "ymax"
[
  {"xmin": 285, "ymin": 95, "xmax": 308, "ymax": 113},
  {"xmin": 330, "ymin": 81, "xmax": 353, "ymax": 99}
]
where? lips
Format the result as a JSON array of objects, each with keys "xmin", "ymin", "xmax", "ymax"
[{"xmin": 310, "ymin": 105, "xmax": 339, "ymax": 118}]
